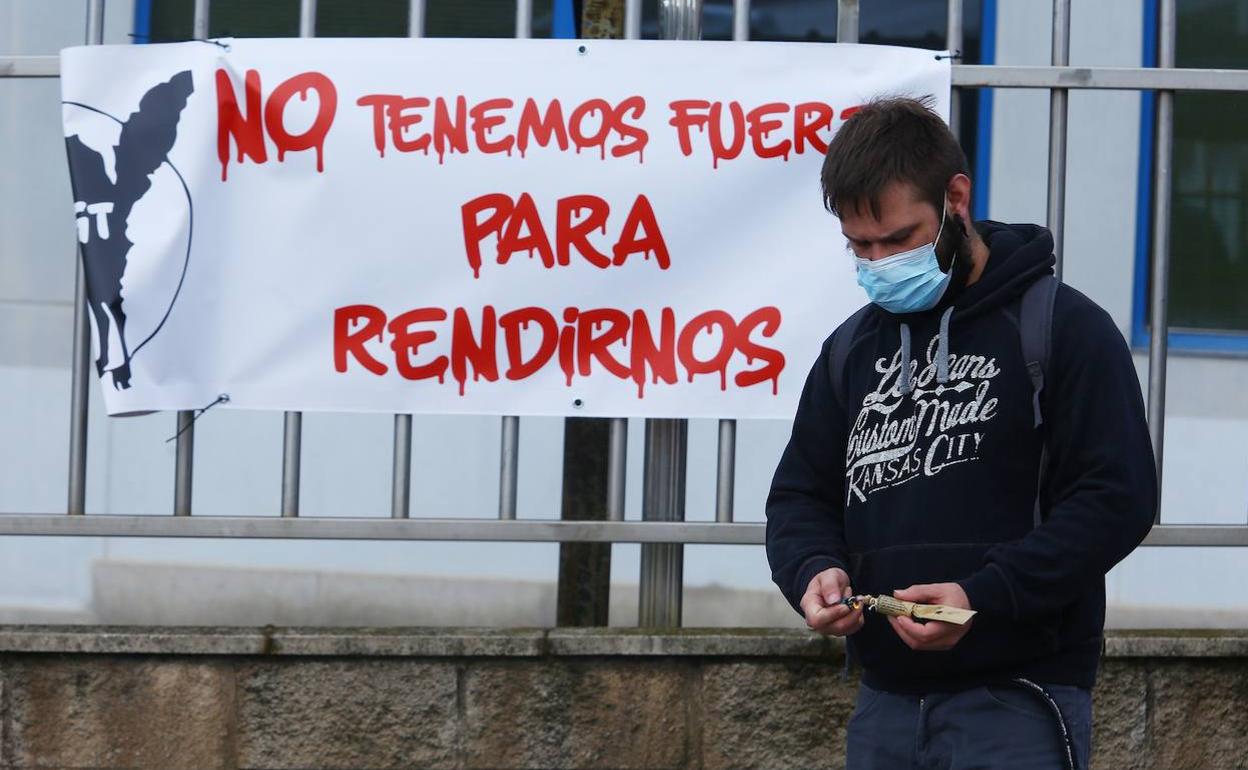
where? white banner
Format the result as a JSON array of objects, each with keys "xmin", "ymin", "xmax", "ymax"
[{"xmin": 60, "ymin": 38, "xmax": 949, "ymax": 418}]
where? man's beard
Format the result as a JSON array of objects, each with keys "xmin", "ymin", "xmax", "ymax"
[{"xmin": 936, "ymin": 212, "xmax": 974, "ymax": 301}]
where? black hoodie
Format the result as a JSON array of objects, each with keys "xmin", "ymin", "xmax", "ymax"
[{"xmin": 765, "ymin": 220, "xmax": 1157, "ymax": 694}]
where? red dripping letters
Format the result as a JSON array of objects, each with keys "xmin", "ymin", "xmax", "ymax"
[
  {"xmin": 353, "ymin": 94, "xmax": 650, "ymax": 163},
  {"xmin": 460, "ymin": 192, "xmax": 670, "ymax": 279},
  {"xmin": 334, "ymin": 304, "xmax": 785, "ymax": 398},
  {"xmin": 216, "ymin": 68, "xmax": 337, "ymax": 180},
  {"xmin": 668, "ymin": 99, "xmax": 862, "ymax": 168},
  {"xmin": 211, "ymin": 73, "xmax": 800, "ymax": 398}
]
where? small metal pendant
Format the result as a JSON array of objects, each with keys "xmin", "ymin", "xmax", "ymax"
[{"xmin": 840, "ymin": 594, "xmax": 977, "ymax": 625}]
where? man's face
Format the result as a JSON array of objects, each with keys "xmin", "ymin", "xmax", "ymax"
[{"xmin": 840, "ymin": 181, "xmax": 943, "ymax": 263}]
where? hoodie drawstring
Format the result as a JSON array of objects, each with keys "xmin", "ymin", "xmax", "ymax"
[
  {"xmin": 937, "ymin": 305, "xmax": 955, "ymax": 384},
  {"xmin": 899, "ymin": 323, "xmax": 913, "ymax": 394},
  {"xmin": 900, "ymin": 305, "xmax": 956, "ymax": 395}
]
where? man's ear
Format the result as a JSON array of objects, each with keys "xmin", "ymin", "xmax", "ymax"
[{"xmin": 947, "ymin": 173, "xmax": 973, "ymax": 222}]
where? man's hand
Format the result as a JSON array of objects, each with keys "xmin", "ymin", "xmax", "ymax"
[
  {"xmin": 800, "ymin": 567, "xmax": 864, "ymax": 637},
  {"xmin": 887, "ymin": 582, "xmax": 974, "ymax": 651}
]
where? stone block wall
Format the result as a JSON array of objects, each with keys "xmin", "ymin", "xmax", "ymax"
[{"xmin": 0, "ymin": 627, "xmax": 1244, "ymax": 769}]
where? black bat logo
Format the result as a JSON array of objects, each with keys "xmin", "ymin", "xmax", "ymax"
[{"xmin": 64, "ymin": 70, "xmax": 194, "ymax": 389}]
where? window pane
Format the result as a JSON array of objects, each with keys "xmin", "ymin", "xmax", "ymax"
[
  {"xmin": 148, "ymin": 0, "xmax": 301, "ymax": 40},
  {"xmin": 209, "ymin": 1, "xmax": 300, "ymax": 38},
  {"xmin": 426, "ymin": 0, "xmax": 516, "ymax": 37},
  {"xmin": 1166, "ymin": 0, "xmax": 1248, "ymax": 331},
  {"xmin": 149, "ymin": 0, "xmax": 194, "ymax": 42},
  {"xmin": 316, "ymin": 0, "xmax": 409, "ymax": 37}
]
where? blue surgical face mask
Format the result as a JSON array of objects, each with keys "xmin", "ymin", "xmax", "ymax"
[{"xmin": 852, "ymin": 198, "xmax": 951, "ymax": 314}]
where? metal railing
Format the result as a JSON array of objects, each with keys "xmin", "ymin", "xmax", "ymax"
[{"xmin": 2, "ymin": 0, "xmax": 1246, "ymax": 630}]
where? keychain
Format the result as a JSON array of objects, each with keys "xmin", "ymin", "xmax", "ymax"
[{"xmin": 840, "ymin": 594, "xmax": 976, "ymax": 625}]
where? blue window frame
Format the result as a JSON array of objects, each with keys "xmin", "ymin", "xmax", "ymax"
[
  {"xmin": 972, "ymin": 0, "xmax": 995, "ymax": 221},
  {"xmin": 1133, "ymin": 0, "xmax": 1248, "ymax": 355}
]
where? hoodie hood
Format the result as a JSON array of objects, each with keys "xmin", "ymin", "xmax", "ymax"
[
  {"xmin": 954, "ymin": 220, "xmax": 1057, "ymax": 320},
  {"xmin": 883, "ymin": 221, "xmax": 1056, "ymax": 395}
]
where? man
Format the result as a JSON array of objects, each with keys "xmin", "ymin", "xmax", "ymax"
[{"xmin": 765, "ymin": 96, "xmax": 1157, "ymax": 769}]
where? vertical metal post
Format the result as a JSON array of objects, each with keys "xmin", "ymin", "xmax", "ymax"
[
  {"xmin": 732, "ymin": 0, "xmax": 749, "ymax": 42},
  {"xmin": 1047, "ymin": 0, "xmax": 1071, "ymax": 279},
  {"xmin": 391, "ymin": 415, "xmax": 412, "ymax": 518},
  {"xmin": 280, "ymin": 414, "xmax": 301, "ymax": 517},
  {"xmin": 299, "ymin": 0, "xmax": 317, "ymax": 37},
  {"xmin": 640, "ymin": 419, "xmax": 687, "ymax": 627},
  {"xmin": 946, "ymin": 0, "xmax": 963, "ymax": 137},
  {"xmin": 1147, "ymin": 0, "xmax": 1176, "ymax": 521},
  {"xmin": 281, "ymin": 0, "xmax": 315, "ymax": 517},
  {"xmin": 659, "ymin": 0, "xmax": 702, "ymax": 40},
  {"xmin": 516, "ymin": 0, "xmax": 532, "ymax": 39},
  {"xmin": 624, "ymin": 0, "xmax": 641, "ymax": 40},
  {"xmin": 173, "ymin": 0, "xmax": 211, "ymax": 518},
  {"xmin": 711, "ymin": 0, "xmax": 741, "ymax": 518},
  {"xmin": 492, "ymin": 0, "xmax": 533, "ymax": 522},
  {"xmin": 639, "ymin": 0, "xmax": 700, "ymax": 629},
  {"xmin": 499, "ymin": 416, "xmax": 519, "ymax": 520},
  {"xmin": 836, "ymin": 0, "xmax": 859, "ymax": 44},
  {"xmin": 84, "ymin": 0, "xmax": 105, "ymax": 45},
  {"xmin": 715, "ymin": 419, "xmax": 735, "ymax": 523},
  {"xmin": 607, "ymin": 417, "xmax": 627, "ymax": 522},
  {"xmin": 174, "ymin": 412, "xmax": 194, "ymax": 516},
  {"xmin": 408, "ymin": 0, "xmax": 426, "ymax": 37},
  {"xmin": 192, "ymin": 0, "xmax": 210, "ymax": 38},
  {"xmin": 389, "ymin": 0, "xmax": 425, "ymax": 520},
  {"xmin": 68, "ymin": 0, "xmax": 107, "ymax": 516},
  {"xmin": 68, "ymin": 262, "xmax": 90, "ymax": 514}
]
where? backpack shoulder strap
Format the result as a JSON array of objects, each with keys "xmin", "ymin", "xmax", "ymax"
[
  {"xmin": 1018, "ymin": 273, "xmax": 1059, "ymax": 527},
  {"xmin": 827, "ymin": 304, "xmax": 874, "ymax": 409},
  {"xmin": 1019, "ymin": 274, "xmax": 1058, "ymax": 429}
]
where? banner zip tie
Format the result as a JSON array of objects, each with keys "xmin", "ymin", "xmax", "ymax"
[
  {"xmin": 195, "ymin": 38, "xmax": 231, "ymax": 51},
  {"xmin": 165, "ymin": 394, "xmax": 230, "ymax": 443},
  {"xmin": 126, "ymin": 35, "xmax": 231, "ymax": 51}
]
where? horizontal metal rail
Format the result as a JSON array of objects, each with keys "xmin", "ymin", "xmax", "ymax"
[
  {"xmin": 1140, "ymin": 526, "xmax": 1248, "ymax": 547},
  {"xmin": 952, "ymin": 64, "xmax": 1248, "ymax": 91},
  {"xmin": 0, "ymin": 515, "xmax": 1240, "ymax": 546},
  {"xmin": 0, "ymin": 515, "xmax": 762, "ymax": 543},
  {"xmin": 7, "ymin": 56, "xmax": 1248, "ymax": 93},
  {"xmin": 2, "ymin": 51, "xmax": 1248, "ymax": 92},
  {"xmin": 0, "ymin": 56, "xmax": 59, "ymax": 77}
]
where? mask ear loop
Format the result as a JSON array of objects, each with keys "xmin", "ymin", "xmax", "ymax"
[{"xmin": 935, "ymin": 194, "xmax": 959, "ymax": 272}]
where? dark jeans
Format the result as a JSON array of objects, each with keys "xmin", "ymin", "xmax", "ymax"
[{"xmin": 846, "ymin": 679, "xmax": 1093, "ymax": 770}]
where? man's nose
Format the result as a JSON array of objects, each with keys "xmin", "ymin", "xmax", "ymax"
[{"xmin": 863, "ymin": 244, "xmax": 890, "ymax": 262}]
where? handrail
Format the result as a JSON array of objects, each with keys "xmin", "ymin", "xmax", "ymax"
[
  {"xmin": 11, "ymin": 56, "xmax": 1248, "ymax": 92},
  {"xmin": 0, "ymin": 515, "xmax": 1240, "ymax": 547}
]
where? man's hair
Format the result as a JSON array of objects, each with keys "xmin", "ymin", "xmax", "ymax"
[{"xmin": 820, "ymin": 95, "xmax": 970, "ymax": 220}]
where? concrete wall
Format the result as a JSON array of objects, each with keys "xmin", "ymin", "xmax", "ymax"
[
  {"xmin": 0, "ymin": 626, "xmax": 1246, "ymax": 769},
  {"xmin": 1, "ymin": 0, "xmax": 1246, "ymax": 625},
  {"xmin": 10, "ymin": 558, "xmax": 1248, "ymax": 630}
]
